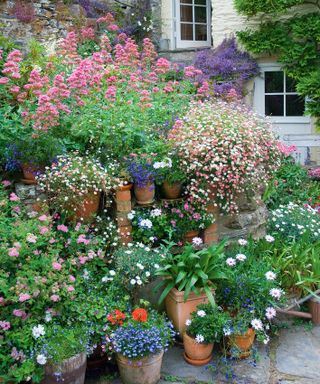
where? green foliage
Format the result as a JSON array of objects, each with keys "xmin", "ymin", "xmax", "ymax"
[
  {"xmin": 235, "ymin": 1, "xmax": 320, "ymax": 126},
  {"xmin": 234, "ymin": 0, "xmax": 305, "ymax": 16},
  {"xmin": 155, "ymin": 241, "xmax": 227, "ymax": 305},
  {"xmin": 264, "ymin": 156, "xmax": 320, "ymax": 209}
]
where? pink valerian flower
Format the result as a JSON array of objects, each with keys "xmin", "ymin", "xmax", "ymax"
[
  {"xmin": 19, "ymin": 293, "xmax": 31, "ymax": 302},
  {"xmin": 0, "ymin": 77, "xmax": 9, "ymax": 84},
  {"xmin": 52, "ymin": 262, "xmax": 62, "ymax": 271},
  {"xmin": 50, "ymin": 294, "xmax": 60, "ymax": 302},
  {"xmin": 80, "ymin": 27, "xmax": 95, "ymax": 40},
  {"xmin": 8, "ymin": 247, "xmax": 19, "ymax": 257},
  {"xmin": 57, "ymin": 224, "xmax": 68, "ymax": 233},
  {"xmin": 9, "ymin": 193, "xmax": 20, "ymax": 202},
  {"xmin": 277, "ymin": 142, "xmax": 297, "ymax": 157},
  {"xmin": 0, "ymin": 321, "xmax": 10, "ymax": 331}
]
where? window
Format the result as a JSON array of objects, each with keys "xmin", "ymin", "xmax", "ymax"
[
  {"xmin": 176, "ymin": 0, "xmax": 211, "ymax": 49},
  {"xmin": 264, "ymin": 71, "xmax": 305, "ymax": 117}
]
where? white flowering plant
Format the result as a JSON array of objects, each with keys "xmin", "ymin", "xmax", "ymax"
[
  {"xmin": 112, "ymin": 243, "xmax": 164, "ymax": 290},
  {"xmin": 185, "ymin": 304, "xmax": 231, "ymax": 344},
  {"xmin": 168, "ymin": 100, "xmax": 281, "ymax": 213},
  {"xmin": 37, "ymin": 153, "xmax": 119, "ymax": 215},
  {"xmin": 269, "ymin": 203, "xmax": 320, "ymax": 242}
]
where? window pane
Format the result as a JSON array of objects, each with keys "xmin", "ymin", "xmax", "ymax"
[
  {"xmin": 180, "ymin": 0, "xmax": 192, "ymax": 4},
  {"xmin": 286, "ymin": 75, "xmax": 297, "ymax": 93},
  {"xmin": 181, "ymin": 23, "xmax": 193, "ymax": 40},
  {"xmin": 180, "ymin": 5, "xmax": 193, "ymax": 22},
  {"xmin": 195, "ymin": 0, "xmax": 207, "ymax": 4},
  {"xmin": 265, "ymin": 71, "xmax": 284, "ymax": 93},
  {"xmin": 286, "ymin": 95, "xmax": 305, "ymax": 116},
  {"xmin": 195, "ymin": 24, "xmax": 207, "ymax": 41},
  {"xmin": 265, "ymin": 95, "xmax": 284, "ymax": 116},
  {"xmin": 195, "ymin": 6, "xmax": 207, "ymax": 23}
]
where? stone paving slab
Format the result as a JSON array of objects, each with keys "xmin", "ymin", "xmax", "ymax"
[{"xmin": 275, "ymin": 326, "xmax": 320, "ymax": 381}]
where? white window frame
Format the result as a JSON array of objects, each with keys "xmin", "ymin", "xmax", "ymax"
[
  {"xmin": 175, "ymin": 0, "xmax": 211, "ymax": 49},
  {"xmin": 254, "ymin": 63, "xmax": 310, "ymax": 124}
]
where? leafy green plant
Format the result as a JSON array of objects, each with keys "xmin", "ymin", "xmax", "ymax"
[
  {"xmin": 186, "ymin": 303, "xmax": 230, "ymax": 344},
  {"xmin": 155, "ymin": 241, "xmax": 227, "ymax": 305}
]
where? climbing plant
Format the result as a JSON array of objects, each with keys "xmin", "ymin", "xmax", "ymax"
[{"xmin": 234, "ymin": 0, "xmax": 320, "ymax": 126}]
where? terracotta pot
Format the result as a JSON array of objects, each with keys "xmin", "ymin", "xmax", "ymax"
[
  {"xmin": 134, "ymin": 182, "xmax": 155, "ymax": 205},
  {"xmin": 116, "ymin": 351, "xmax": 163, "ymax": 384},
  {"xmin": 162, "ymin": 181, "xmax": 182, "ymax": 199},
  {"xmin": 68, "ymin": 192, "xmax": 101, "ymax": 222},
  {"xmin": 21, "ymin": 164, "xmax": 43, "ymax": 184},
  {"xmin": 184, "ymin": 230, "xmax": 200, "ymax": 244},
  {"xmin": 309, "ymin": 297, "xmax": 320, "ymax": 325},
  {"xmin": 183, "ymin": 333, "xmax": 213, "ymax": 365},
  {"xmin": 115, "ymin": 183, "xmax": 133, "ymax": 202},
  {"xmin": 165, "ymin": 287, "xmax": 212, "ymax": 335},
  {"xmin": 41, "ymin": 352, "xmax": 86, "ymax": 384},
  {"xmin": 229, "ymin": 328, "xmax": 255, "ymax": 359}
]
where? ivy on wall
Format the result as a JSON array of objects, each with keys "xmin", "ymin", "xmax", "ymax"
[{"xmin": 234, "ymin": 0, "xmax": 320, "ymax": 126}]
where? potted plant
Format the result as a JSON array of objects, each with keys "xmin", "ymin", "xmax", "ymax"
[
  {"xmin": 155, "ymin": 241, "xmax": 227, "ymax": 334},
  {"xmin": 34, "ymin": 324, "xmax": 89, "ymax": 384},
  {"xmin": 168, "ymin": 201, "xmax": 214, "ymax": 243},
  {"xmin": 216, "ymin": 242, "xmax": 284, "ymax": 358},
  {"xmin": 38, "ymin": 153, "xmax": 117, "ymax": 222},
  {"xmin": 183, "ymin": 303, "xmax": 230, "ymax": 366},
  {"xmin": 106, "ymin": 307, "xmax": 175, "ymax": 384},
  {"xmin": 126, "ymin": 154, "xmax": 158, "ymax": 205}
]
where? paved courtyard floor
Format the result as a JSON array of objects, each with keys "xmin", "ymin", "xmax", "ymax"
[{"xmin": 86, "ymin": 325, "xmax": 320, "ymax": 384}]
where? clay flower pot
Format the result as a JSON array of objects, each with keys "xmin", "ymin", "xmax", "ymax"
[
  {"xmin": 116, "ymin": 351, "xmax": 164, "ymax": 384},
  {"xmin": 184, "ymin": 230, "xmax": 200, "ymax": 244},
  {"xmin": 183, "ymin": 333, "xmax": 213, "ymax": 366},
  {"xmin": 21, "ymin": 163, "xmax": 43, "ymax": 185},
  {"xmin": 309, "ymin": 297, "xmax": 320, "ymax": 325},
  {"xmin": 229, "ymin": 328, "xmax": 256, "ymax": 359},
  {"xmin": 41, "ymin": 352, "xmax": 87, "ymax": 384},
  {"xmin": 115, "ymin": 183, "xmax": 133, "ymax": 202},
  {"xmin": 68, "ymin": 192, "xmax": 101, "ymax": 223},
  {"xmin": 165, "ymin": 287, "xmax": 211, "ymax": 335},
  {"xmin": 134, "ymin": 182, "xmax": 155, "ymax": 205},
  {"xmin": 162, "ymin": 181, "xmax": 182, "ymax": 199}
]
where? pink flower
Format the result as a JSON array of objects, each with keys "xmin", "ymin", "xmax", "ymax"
[
  {"xmin": 69, "ymin": 275, "xmax": 76, "ymax": 282},
  {"xmin": 77, "ymin": 234, "xmax": 90, "ymax": 245},
  {"xmin": 8, "ymin": 247, "xmax": 19, "ymax": 257},
  {"xmin": 9, "ymin": 193, "xmax": 20, "ymax": 202},
  {"xmin": 49, "ymin": 238, "xmax": 56, "ymax": 244},
  {"xmin": 13, "ymin": 309, "xmax": 27, "ymax": 318},
  {"xmin": 50, "ymin": 294, "xmax": 60, "ymax": 302},
  {"xmin": 38, "ymin": 215, "xmax": 48, "ymax": 222},
  {"xmin": 2, "ymin": 180, "xmax": 11, "ymax": 187},
  {"xmin": 12, "ymin": 206, "xmax": 21, "ymax": 214},
  {"xmin": 67, "ymin": 286, "xmax": 75, "ymax": 292},
  {"xmin": 39, "ymin": 226, "xmax": 49, "ymax": 235},
  {"xmin": 0, "ymin": 77, "xmax": 9, "ymax": 84},
  {"xmin": 19, "ymin": 293, "xmax": 31, "ymax": 302},
  {"xmin": 0, "ymin": 297, "xmax": 4, "ymax": 304},
  {"xmin": 79, "ymin": 256, "xmax": 88, "ymax": 264},
  {"xmin": 0, "ymin": 321, "xmax": 11, "ymax": 331},
  {"xmin": 52, "ymin": 262, "xmax": 62, "ymax": 271},
  {"xmin": 57, "ymin": 224, "xmax": 68, "ymax": 233}
]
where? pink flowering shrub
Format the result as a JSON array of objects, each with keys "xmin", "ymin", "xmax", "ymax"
[
  {"xmin": 0, "ymin": 184, "xmax": 124, "ymax": 382},
  {"xmin": 169, "ymin": 100, "xmax": 282, "ymax": 213}
]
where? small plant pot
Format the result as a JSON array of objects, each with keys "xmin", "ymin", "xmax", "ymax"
[
  {"xmin": 41, "ymin": 352, "xmax": 87, "ymax": 384},
  {"xmin": 116, "ymin": 351, "xmax": 164, "ymax": 384},
  {"xmin": 162, "ymin": 181, "xmax": 183, "ymax": 199},
  {"xmin": 165, "ymin": 287, "xmax": 211, "ymax": 335},
  {"xmin": 134, "ymin": 182, "xmax": 155, "ymax": 205},
  {"xmin": 21, "ymin": 164, "xmax": 43, "ymax": 185},
  {"xmin": 184, "ymin": 230, "xmax": 200, "ymax": 244},
  {"xmin": 115, "ymin": 183, "xmax": 133, "ymax": 202},
  {"xmin": 68, "ymin": 192, "xmax": 101, "ymax": 223},
  {"xmin": 183, "ymin": 333, "xmax": 213, "ymax": 366},
  {"xmin": 309, "ymin": 297, "xmax": 320, "ymax": 325},
  {"xmin": 228, "ymin": 328, "xmax": 255, "ymax": 359}
]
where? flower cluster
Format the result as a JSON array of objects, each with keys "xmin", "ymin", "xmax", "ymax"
[{"xmin": 169, "ymin": 100, "xmax": 281, "ymax": 213}]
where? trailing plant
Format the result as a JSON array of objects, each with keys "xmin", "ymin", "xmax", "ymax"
[
  {"xmin": 194, "ymin": 37, "xmax": 259, "ymax": 98},
  {"xmin": 235, "ymin": 2, "xmax": 320, "ymax": 126}
]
